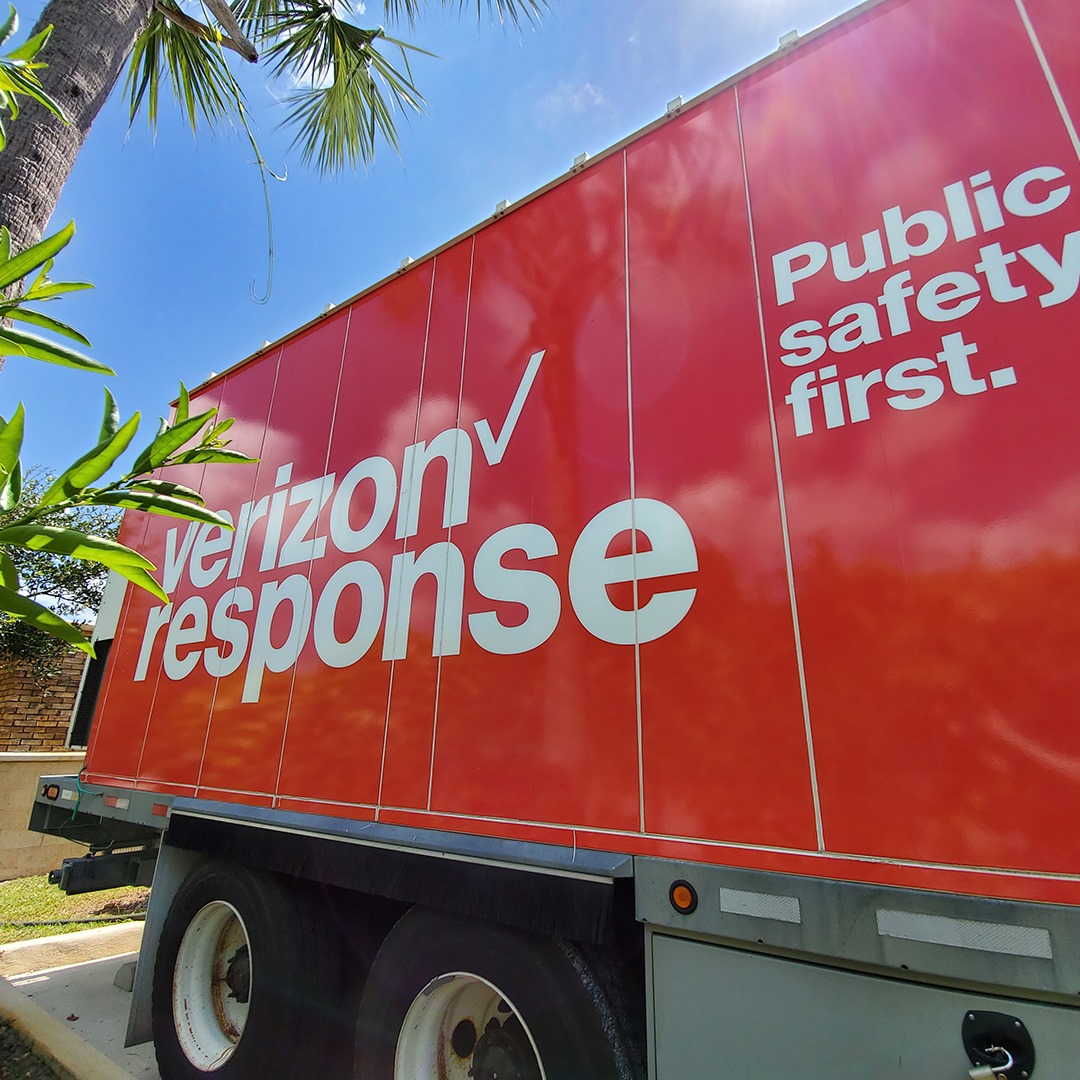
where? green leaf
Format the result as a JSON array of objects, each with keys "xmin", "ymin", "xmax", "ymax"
[
  {"xmin": 130, "ymin": 408, "xmax": 217, "ymax": 474},
  {"xmin": 129, "ymin": 478, "xmax": 205, "ymax": 504},
  {"xmin": 165, "ymin": 446, "xmax": 258, "ymax": 466},
  {"xmin": 0, "ymin": 525, "xmax": 155, "ymax": 566},
  {"xmin": 99, "ymin": 387, "xmax": 120, "ymax": 442},
  {"xmin": 6, "ymin": 305, "xmax": 92, "ymax": 347},
  {"xmin": 0, "ymin": 226, "xmax": 9, "ymax": 264},
  {"xmin": 18, "ymin": 279, "xmax": 93, "ymax": 301},
  {"xmin": 39, "ymin": 412, "xmax": 141, "ymax": 506},
  {"xmin": 0, "ymin": 455, "xmax": 20, "ymax": 512},
  {"xmin": 175, "ymin": 381, "xmax": 190, "ymax": 424},
  {"xmin": 0, "ymin": 402, "xmax": 24, "ymax": 485},
  {"xmin": 0, "ymin": 326, "xmax": 114, "ymax": 374},
  {"xmin": 0, "ymin": 63, "xmax": 66, "ymax": 118},
  {"xmin": 23, "ymin": 252, "xmax": 52, "ymax": 294},
  {"xmin": 0, "ymin": 550, "xmax": 19, "ymax": 589},
  {"xmin": 87, "ymin": 491, "xmax": 232, "ymax": 527},
  {"xmin": 0, "ymin": 526, "xmax": 167, "ymax": 602},
  {"xmin": 7, "ymin": 25, "xmax": 53, "ymax": 63},
  {"xmin": 0, "ymin": 585, "xmax": 95, "ymax": 655},
  {"xmin": 206, "ymin": 416, "xmax": 234, "ymax": 441},
  {"xmin": 0, "ymin": 220, "xmax": 75, "ymax": 290},
  {"xmin": 0, "ymin": 7, "xmax": 15, "ymax": 50}
]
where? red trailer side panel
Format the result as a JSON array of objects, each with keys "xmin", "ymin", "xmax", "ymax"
[
  {"xmin": 430, "ymin": 154, "xmax": 641, "ymax": 830},
  {"xmin": 740, "ymin": 0, "xmax": 1080, "ymax": 873},
  {"xmin": 275, "ymin": 261, "xmax": 434, "ymax": 809},
  {"xmin": 84, "ymin": 0, "xmax": 1080, "ymax": 905},
  {"xmin": 626, "ymin": 90, "xmax": 819, "ymax": 849}
]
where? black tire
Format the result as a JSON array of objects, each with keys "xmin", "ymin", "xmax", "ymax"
[
  {"xmin": 354, "ymin": 906, "xmax": 639, "ymax": 1080},
  {"xmin": 151, "ymin": 860, "xmax": 355, "ymax": 1079}
]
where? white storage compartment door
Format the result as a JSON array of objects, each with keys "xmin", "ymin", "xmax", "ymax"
[{"xmin": 651, "ymin": 933, "xmax": 1079, "ymax": 1078}]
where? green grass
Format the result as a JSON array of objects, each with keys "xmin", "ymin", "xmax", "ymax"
[{"xmin": 0, "ymin": 874, "xmax": 149, "ymax": 945}]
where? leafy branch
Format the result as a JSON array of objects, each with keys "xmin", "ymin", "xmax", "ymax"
[
  {"xmin": 0, "ymin": 387, "xmax": 255, "ymax": 655},
  {"xmin": 0, "ymin": 3, "xmax": 59, "ymax": 148},
  {"xmin": 0, "ymin": 220, "xmax": 107, "ymax": 373}
]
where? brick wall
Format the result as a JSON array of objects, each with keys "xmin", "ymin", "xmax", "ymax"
[{"xmin": 0, "ymin": 648, "xmax": 86, "ymax": 753}]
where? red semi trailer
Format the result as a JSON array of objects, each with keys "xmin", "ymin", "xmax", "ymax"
[{"xmin": 30, "ymin": 0, "xmax": 1080, "ymax": 1075}]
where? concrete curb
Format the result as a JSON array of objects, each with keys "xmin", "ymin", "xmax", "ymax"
[
  {"xmin": 0, "ymin": 975, "xmax": 139, "ymax": 1080},
  {"xmin": 0, "ymin": 923, "xmax": 144, "ymax": 978}
]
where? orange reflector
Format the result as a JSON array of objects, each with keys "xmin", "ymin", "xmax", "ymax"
[
  {"xmin": 152, "ymin": 803, "xmax": 169, "ymax": 817},
  {"xmin": 669, "ymin": 879, "xmax": 698, "ymax": 914},
  {"xmin": 42, "ymin": 784, "xmax": 60, "ymax": 800}
]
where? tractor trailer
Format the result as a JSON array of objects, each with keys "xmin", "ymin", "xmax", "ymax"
[{"xmin": 29, "ymin": 0, "xmax": 1080, "ymax": 1075}]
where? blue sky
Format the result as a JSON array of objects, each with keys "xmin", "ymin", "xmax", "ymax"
[{"xmin": 5, "ymin": 0, "xmax": 851, "ymax": 473}]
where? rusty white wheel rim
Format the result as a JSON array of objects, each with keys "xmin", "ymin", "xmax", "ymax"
[
  {"xmin": 395, "ymin": 971, "xmax": 546, "ymax": 1080},
  {"xmin": 172, "ymin": 900, "xmax": 251, "ymax": 1070}
]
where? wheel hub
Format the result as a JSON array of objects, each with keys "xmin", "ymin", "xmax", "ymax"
[
  {"xmin": 225, "ymin": 944, "xmax": 250, "ymax": 1003},
  {"xmin": 468, "ymin": 1016, "xmax": 542, "ymax": 1080}
]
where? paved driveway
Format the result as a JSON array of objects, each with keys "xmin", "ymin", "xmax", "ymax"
[{"xmin": 7, "ymin": 952, "xmax": 159, "ymax": 1080}]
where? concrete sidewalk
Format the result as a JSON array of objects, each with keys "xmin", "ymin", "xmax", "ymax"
[
  {"xmin": 0, "ymin": 925, "xmax": 158, "ymax": 1080},
  {"xmin": 0, "ymin": 923, "xmax": 144, "ymax": 979}
]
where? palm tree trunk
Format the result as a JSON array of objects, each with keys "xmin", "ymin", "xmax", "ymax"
[{"xmin": 0, "ymin": 0, "xmax": 153, "ymax": 258}]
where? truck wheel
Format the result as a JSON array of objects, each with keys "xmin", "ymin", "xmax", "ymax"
[
  {"xmin": 151, "ymin": 861, "xmax": 349, "ymax": 1078},
  {"xmin": 355, "ymin": 907, "xmax": 637, "ymax": 1080}
]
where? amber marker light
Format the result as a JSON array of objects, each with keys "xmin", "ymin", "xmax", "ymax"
[{"xmin": 669, "ymin": 880, "xmax": 698, "ymax": 914}]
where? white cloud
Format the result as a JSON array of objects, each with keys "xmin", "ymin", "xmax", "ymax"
[{"xmin": 535, "ymin": 81, "xmax": 605, "ymax": 126}]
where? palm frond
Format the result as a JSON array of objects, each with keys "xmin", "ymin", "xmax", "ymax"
[
  {"xmin": 126, "ymin": 1, "xmax": 242, "ymax": 134},
  {"xmin": 264, "ymin": 5, "xmax": 428, "ymax": 171},
  {"xmin": 382, "ymin": 0, "xmax": 547, "ymax": 29},
  {"xmin": 280, "ymin": 38, "xmax": 427, "ymax": 171},
  {"xmin": 229, "ymin": 0, "xmax": 294, "ymax": 43},
  {"xmin": 128, "ymin": 0, "xmax": 546, "ymax": 172},
  {"xmin": 380, "ymin": 0, "xmax": 423, "ymax": 25}
]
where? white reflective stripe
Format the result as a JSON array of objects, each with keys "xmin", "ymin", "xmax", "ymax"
[
  {"xmin": 876, "ymin": 909, "xmax": 1052, "ymax": 959},
  {"xmin": 719, "ymin": 887, "xmax": 802, "ymax": 924}
]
